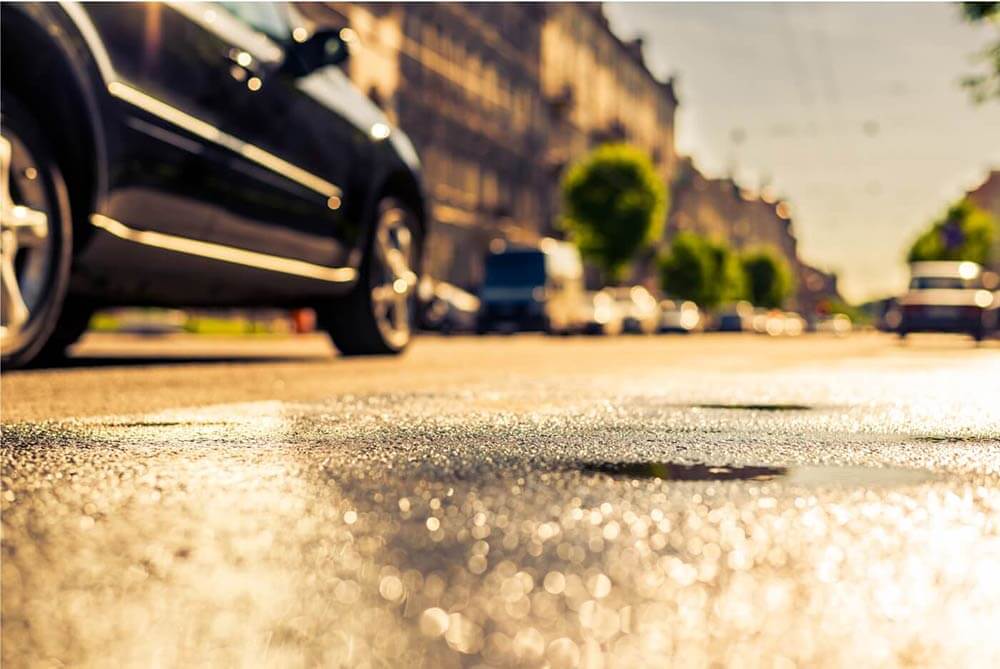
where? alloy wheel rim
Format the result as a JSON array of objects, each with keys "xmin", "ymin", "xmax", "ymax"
[
  {"xmin": 370, "ymin": 206, "xmax": 417, "ymax": 349},
  {"xmin": 0, "ymin": 132, "xmax": 53, "ymax": 347}
]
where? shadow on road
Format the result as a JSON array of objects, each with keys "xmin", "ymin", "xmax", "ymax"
[
  {"xmin": 895, "ymin": 334, "xmax": 1000, "ymax": 350},
  {"xmin": 19, "ymin": 354, "xmax": 333, "ymax": 371},
  {"xmin": 576, "ymin": 461, "xmax": 935, "ymax": 486},
  {"xmin": 5, "ymin": 332, "xmax": 338, "ymax": 371}
]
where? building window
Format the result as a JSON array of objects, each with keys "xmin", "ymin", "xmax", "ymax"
[{"xmin": 481, "ymin": 169, "xmax": 498, "ymax": 208}]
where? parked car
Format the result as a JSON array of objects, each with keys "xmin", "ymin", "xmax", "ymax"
[
  {"xmin": 816, "ymin": 313, "xmax": 852, "ymax": 336},
  {"xmin": 477, "ymin": 238, "xmax": 585, "ymax": 334},
  {"xmin": 418, "ymin": 278, "xmax": 479, "ymax": 334},
  {"xmin": 607, "ymin": 286, "xmax": 659, "ymax": 334},
  {"xmin": 659, "ymin": 299, "xmax": 701, "ymax": 333},
  {"xmin": 714, "ymin": 301, "xmax": 754, "ymax": 332},
  {"xmin": 579, "ymin": 290, "xmax": 624, "ymax": 336},
  {"xmin": 0, "ymin": 2, "xmax": 427, "ymax": 367},
  {"xmin": 750, "ymin": 308, "xmax": 801, "ymax": 336},
  {"xmin": 782, "ymin": 311, "xmax": 806, "ymax": 336},
  {"xmin": 751, "ymin": 308, "xmax": 770, "ymax": 335},
  {"xmin": 898, "ymin": 261, "xmax": 997, "ymax": 341}
]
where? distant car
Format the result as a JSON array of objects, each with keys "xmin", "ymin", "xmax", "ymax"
[
  {"xmin": 659, "ymin": 299, "xmax": 701, "ymax": 333},
  {"xmin": 607, "ymin": 286, "xmax": 659, "ymax": 334},
  {"xmin": 898, "ymin": 261, "xmax": 997, "ymax": 341},
  {"xmin": 761, "ymin": 310, "xmax": 786, "ymax": 336},
  {"xmin": 782, "ymin": 312, "xmax": 806, "ymax": 336},
  {"xmin": 714, "ymin": 301, "xmax": 754, "ymax": 332},
  {"xmin": 579, "ymin": 290, "xmax": 624, "ymax": 336},
  {"xmin": 418, "ymin": 279, "xmax": 479, "ymax": 334},
  {"xmin": 477, "ymin": 238, "xmax": 585, "ymax": 334},
  {"xmin": 751, "ymin": 308, "xmax": 770, "ymax": 335},
  {"xmin": 1, "ymin": 2, "xmax": 428, "ymax": 367},
  {"xmin": 716, "ymin": 313, "xmax": 749, "ymax": 332},
  {"xmin": 816, "ymin": 313, "xmax": 852, "ymax": 336}
]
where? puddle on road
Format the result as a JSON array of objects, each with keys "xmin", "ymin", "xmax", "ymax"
[
  {"xmin": 694, "ymin": 403, "xmax": 813, "ymax": 412},
  {"xmin": 582, "ymin": 462, "xmax": 936, "ymax": 486},
  {"xmin": 98, "ymin": 421, "xmax": 232, "ymax": 428},
  {"xmin": 912, "ymin": 435, "xmax": 985, "ymax": 444}
]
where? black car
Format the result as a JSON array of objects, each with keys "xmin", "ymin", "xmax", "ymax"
[{"xmin": 1, "ymin": 2, "xmax": 427, "ymax": 367}]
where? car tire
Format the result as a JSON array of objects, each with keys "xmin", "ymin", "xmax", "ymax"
[
  {"xmin": 1, "ymin": 92, "xmax": 75, "ymax": 369},
  {"xmin": 29, "ymin": 300, "xmax": 96, "ymax": 365},
  {"xmin": 319, "ymin": 197, "xmax": 421, "ymax": 356}
]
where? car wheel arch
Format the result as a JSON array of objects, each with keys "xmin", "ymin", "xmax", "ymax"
[
  {"xmin": 373, "ymin": 169, "xmax": 428, "ymax": 241},
  {"xmin": 335, "ymin": 168, "xmax": 423, "ymax": 286},
  {"xmin": 1, "ymin": 4, "xmax": 109, "ymax": 249}
]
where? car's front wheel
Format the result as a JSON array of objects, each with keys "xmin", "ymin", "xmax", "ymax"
[
  {"xmin": 319, "ymin": 197, "xmax": 421, "ymax": 355},
  {"xmin": 1, "ymin": 93, "xmax": 75, "ymax": 369}
]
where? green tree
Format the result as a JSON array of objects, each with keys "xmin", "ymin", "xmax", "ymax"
[
  {"xmin": 907, "ymin": 198, "xmax": 997, "ymax": 265},
  {"xmin": 658, "ymin": 232, "xmax": 744, "ymax": 309},
  {"xmin": 739, "ymin": 248, "xmax": 793, "ymax": 309},
  {"xmin": 705, "ymin": 237, "xmax": 747, "ymax": 307},
  {"xmin": 561, "ymin": 143, "xmax": 668, "ymax": 283},
  {"xmin": 961, "ymin": 2, "xmax": 1000, "ymax": 103}
]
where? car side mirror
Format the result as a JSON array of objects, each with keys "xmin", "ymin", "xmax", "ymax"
[{"xmin": 283, "ymin": 29, "xmax": 349, "ymax": 76}]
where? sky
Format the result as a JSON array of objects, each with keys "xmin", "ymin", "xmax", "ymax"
[{"xmin": 605, "ymin": 2, "xmax": 1000, "ymax": 303}]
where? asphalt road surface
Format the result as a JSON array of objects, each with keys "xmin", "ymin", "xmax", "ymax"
[{"xmin": 3, "ymin": 333, "xmax": 1000, "ymax": 668}]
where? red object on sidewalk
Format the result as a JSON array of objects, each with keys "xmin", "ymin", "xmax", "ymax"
[{"xmin": 291, "ymin": 308, "xmax": 317, "ymax": 334}]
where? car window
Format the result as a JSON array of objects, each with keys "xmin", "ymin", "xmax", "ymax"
[
  {"xmin": 218, "ymin": 2, "xmax": 290, "ymax": 42},
  {"xmin": 484, "ymin": 253, "xmax": 546, "ymax": 288},
  {"xmin": 910, "ymin": 277, "xmax": 968, "ymax": 290}
]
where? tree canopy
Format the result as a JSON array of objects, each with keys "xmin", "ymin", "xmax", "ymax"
[
  {"xmin": 961, "ymin": 2, "xmax": 1000, "ymax": 103},
  {"xmin": 658, "ymin": 232, "xmax": 744, "ymax": 309},
  {"xmin": 561, "ymin": 144, "xmax": 667, "ymax": 283},
  {"xmin": 907, "ymin": 198, "xmax": 997, "ymax": 265},
  {"xmin": 740, "ymin": 248, "xmax": 793, "ymax": 309}
]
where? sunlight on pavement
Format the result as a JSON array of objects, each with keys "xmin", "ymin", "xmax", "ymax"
[{"xmin": 4, "ymin": 351, "xmax": 1000, "ymax": 666}]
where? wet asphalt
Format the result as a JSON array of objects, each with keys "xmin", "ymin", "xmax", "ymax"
[{"xmin": 2, "ymin": 333, "xmax": 1000, "ymax": 668}]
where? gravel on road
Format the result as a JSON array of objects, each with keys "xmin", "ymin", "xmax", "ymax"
[{"xmin": 3, "ymin": 334, "xmax": 999, "ymax": 668}]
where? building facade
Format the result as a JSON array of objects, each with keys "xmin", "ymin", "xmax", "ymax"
[{"xmin": 540, "ymin": 4, "xmax": 678, "ymax": 191}]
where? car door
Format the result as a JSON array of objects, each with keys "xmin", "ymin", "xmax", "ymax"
[
  {"xmin": 83, "ymin": 2, "xmax": 242, "ymax": 242},
  {"xmin": 85, "ymin": 2, "xmax": 362, "ymax": 271},
  {"xmin": 206, "ymin": 2, "xmax": 374, "ymax": 268}
]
